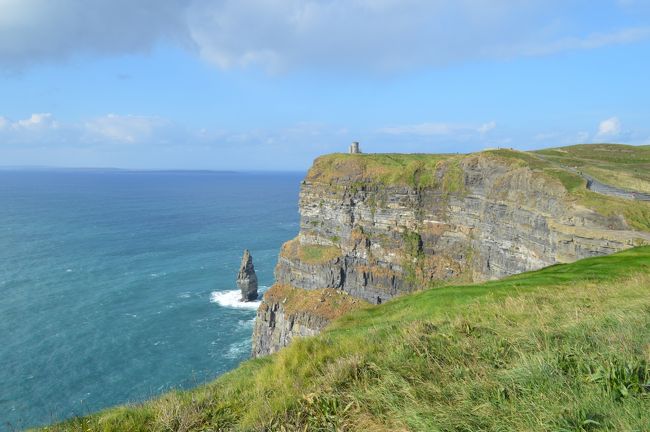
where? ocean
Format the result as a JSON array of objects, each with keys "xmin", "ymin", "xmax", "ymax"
[{"xmin": 0, "ymin": 170, "xmax": 302, "ymax": 430}]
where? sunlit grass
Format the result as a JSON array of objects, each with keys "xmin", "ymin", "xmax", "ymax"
[
  {"xmin": 306, "ymin": 153, "xmax": 462, "ymax": 190},
  {"xmin": 280, "ymin": 238, "xmax": 342, "ymax": 264},
  {"xmin": 535, "ymin": 143, "xmax": 650, "ymax": 193},
  {"xmin": 307, "ymin": 147, "xmax": 650, "ymax": 232}
]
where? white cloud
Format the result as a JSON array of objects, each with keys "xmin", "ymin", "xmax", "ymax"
[
  {"xmin": 2, "ymin": 111, "xmax": 648, "ymax": 169},
  {"xmin": 493, "ymin": 27, "xmax": 650, "ymax": 57},
  {"xmin": 1, "ymin": 1, "xmax": 649, "ymax": 71},
  {"xmin": 478, "ymin": 121, "xmax": 497, "ymax": 134},
  {"xmin": 84, "ymin": 114, "xmax": 171, "ymax": 144},
  {"xmin": 379, "ymin": 121, "xmax": 496, "ymax": 136},
  {"xmin": 186, "ymin": 1, "xmax": 650, "ymax": 71},
  {"xmin": 0, "ymin": 0, "xmax": 189, "ymax": 70},
  {"xmin": 0, "ymin": 113, "xmax": 58, "ymax": 130},
  {"xmin": 596, "ymin": 117, "xmax": 622, "ymax": 138},
  {"xmin": 531, "ymin": 119, "xmax": 642, "ymax": 147},
  {"xmin": 0, "ymin": 113, "xmax": 180, "ymax": 147},
  {"xmin": 0, "ymin": 113, "xmax": 72, "ymax": 148},
  {"xmin": 14, "ymin": 113, "xmax": 58, "ymax": 129}
]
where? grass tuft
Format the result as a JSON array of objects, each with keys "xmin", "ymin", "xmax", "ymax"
[{"xmin": 280, "ymin": 238, "xmax": 342, "ymax": 264}]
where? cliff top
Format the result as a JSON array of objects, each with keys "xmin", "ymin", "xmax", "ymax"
[
  {"xmin": 535, "ymin": 144, "xmax": 650, "ymax": 193},
  {"xmin": 307, "ymin": 144, "xmax": 650, "ymax": 193},
  {"xmin": 306, "ymin": 152, "xmax": 461, "ymax": 189},
  {"xmin": 44, "ymin": 246, "xmax": 650, "ymax": 431},
  {"xmin": 306, "ymin": 144, "xmax": 650, "ymax": 232}
]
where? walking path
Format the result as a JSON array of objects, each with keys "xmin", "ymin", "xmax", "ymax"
[
  {"xmin": 536, "ymin": 155, "xmax": 650, "ymax": 202},
  {"xmin": 583, "ymin": 173, "xmax": 650, "ymax": 201}
]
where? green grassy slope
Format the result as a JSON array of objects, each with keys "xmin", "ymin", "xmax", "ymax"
[
  {"xmin": 42, "ymin": 247, "xmax": 650, "ymax": 431},
  {"xmin": 486, "ymin": 146, "xmax": 650, "ymax": 231},
  {"xmin": 535, "ymin": 144, "xmax": 650, "ymax": 193},
  {"xmin": 306, "ymin": 152, "xmax": 463, "ymax": 190},
  {"xmin": 532, "ymin": 144, "xmax": 650, "ymax": 231},
  {"xmin": 307, "ymin": 144, "xmax": 650, "ymax": 193}
]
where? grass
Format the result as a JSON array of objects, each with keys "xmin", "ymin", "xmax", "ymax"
[
  {"xmin": 281, "ymin": 238, "xmax": 342, "ymax": 264},
  {"xmin": 305, "ymin": 145, "xmax": 650, "ymax": 196},
  {"xmin": 306, "ymin": 153, "xmax": 461, "ymax": 190},
  {"xmin": 535, "ymin": 144, "xmax": 650, "ymax": 193},
  {"xmin": 576, "ymin": 189, "xmax": 650, "ymax": 232},
  {"xmin": 261, "ymin": 284, "xmax": 363, "ymax": 320},
  {"xmin": 306, "ymin": 146, "xmax": 650, "ymax": 232},
  {"xmin": 482, "ymin": 148, "xmax": 587, "ymax": 192},
  {"xmin": 40, "ymin": 246, "xmax": 650, "ymax": 431}
]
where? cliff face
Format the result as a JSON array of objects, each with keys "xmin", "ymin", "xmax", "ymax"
[
  {"xmin": 253, "ymin": 150, "xmax": 650, "ymax": 356},
  {"xmin": 251, "ymin": 285, "xmax": 361, "ymax": 357}
]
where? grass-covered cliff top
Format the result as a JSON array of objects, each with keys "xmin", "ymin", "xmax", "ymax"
[
  {"xmin": 306, "ymin": 144, "xmax": 650, "ymax": 232},
  {"xmin": 306, "ymin": 152, "xmax": 463, "ymax": 190},
  {"xmin": 535, "ymin": 144, "xmax": 650, "ymax": 193},
  {"xmin": 307, "ymin": 144, "xmax": 650, "ymax": 191},
  {"xmin": 484, "ymin": 146, "xmax": 650, "ymax": 232},
  {"xmin": 42, "ymin": 246, "xmax": 650, "ymax": 431},
  {"xmin": 262, "ymin": 284, "xmax": 363, "ymax": 321}
]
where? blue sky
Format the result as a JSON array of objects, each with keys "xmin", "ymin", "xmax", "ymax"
[{"xmin": 1, "ymin": 0, "xmax": 649, "ymax": 170}]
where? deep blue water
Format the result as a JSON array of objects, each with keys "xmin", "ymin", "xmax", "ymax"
[{"xmin": 0, "ymin": 170, "xmax": 302, "ymax": 431}]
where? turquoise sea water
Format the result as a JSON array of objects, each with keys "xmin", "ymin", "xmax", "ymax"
[{"xmin": 0, "ymin": 170, "xmax": 302, "ymax": 430}]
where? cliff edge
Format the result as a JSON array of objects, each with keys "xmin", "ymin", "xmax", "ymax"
[{"xmin": 253, "ymin": 145, "xmax": 650, "ymax": 356}]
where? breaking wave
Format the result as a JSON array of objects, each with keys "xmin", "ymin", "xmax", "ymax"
[{"xmin": 209, "ymin": 286, "xmax": 267, "ymax": 310}]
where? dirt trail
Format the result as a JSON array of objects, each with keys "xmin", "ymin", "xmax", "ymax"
[
  {"xmin": 584, "ymin": 174, "xmax": 650, "ymax": 201},
  {"xmin": 536, "ymin": 155, "xmax": 650, "ymax": 201}
]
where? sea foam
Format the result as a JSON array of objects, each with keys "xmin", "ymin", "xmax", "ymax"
[
  {"xmin": 224, "ymin": 338, "xmax": 253, "ymax": 359},
  {"xmin": 209, "ymin": 286, "xmax": 267, "ymax": 310}
]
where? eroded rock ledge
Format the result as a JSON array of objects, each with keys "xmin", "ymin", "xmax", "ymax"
[
  {"xmin": 252, "ymin": 150, "xmax": 650, "ymax": 356},
  {"xmin": 251, "ymin": 284, "xmax": 361, "ymax": 357}
]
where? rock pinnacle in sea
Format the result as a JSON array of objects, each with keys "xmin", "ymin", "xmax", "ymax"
[{"xmin": 237, "ymin": 249, "xmax": 258, "ymax": 302}]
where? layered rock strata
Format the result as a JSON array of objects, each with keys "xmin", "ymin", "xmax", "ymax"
[
  {"xmin": 237, "ymin": 249, "xmax": 258, "ymax": 302},
  {"xmin": 252, "ymin": 285, "xmax": 360, "ymax": 357},
  {"xmin": 253, "ymin": 151, "xmax": 650, "ymax": 356}
]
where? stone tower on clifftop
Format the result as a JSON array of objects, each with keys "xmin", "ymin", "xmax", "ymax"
[{"xmin": 349, "ymin": 141, "xmax": 361, "ymax": 154}]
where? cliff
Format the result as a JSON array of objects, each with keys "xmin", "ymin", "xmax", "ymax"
[{"xmin": 253, "ymin": 147, "xmax": 650, "ymax": 356}]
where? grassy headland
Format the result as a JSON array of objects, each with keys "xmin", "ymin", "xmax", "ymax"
[
  {"xmin": 305, "ymin": 145, "xmax": 650, "ymax": 232},
  {"xmin": 42, "ymin": 246, "xmax": 650, "ymax": 431},
  {"xmin": 535, "ymin": 144, "xmax": 650, "ymax": 193},
  {"xmin": 306, "ymin": 152, "xmax": 463, "ymax": 190}
]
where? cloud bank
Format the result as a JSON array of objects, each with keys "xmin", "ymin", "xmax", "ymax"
[
  {"xmin": 1, "ymin": 0, "xmax": 649, "ymax": 72},
  {"xmin": 0, "ymin": 112, "xmax": 507, "ymax": 168},
  {"xmin": 2, "ymin": 112, "xmax": 649, "ymax": 169},
  {"xmin": 532, "ymin": 117, "xmax": 647, "ymax": 147},
  {"xmin": 0, "ymin": 0, "xmax": 189, "ymax": 70},
  {"xmin": 0, "ymin": 112, "xmax": 179, "ymax": 148}
]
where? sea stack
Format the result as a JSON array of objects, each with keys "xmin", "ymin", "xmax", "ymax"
[{"xmin": 237, "ymin": 249, "xmax": 258, "ymax": 302}]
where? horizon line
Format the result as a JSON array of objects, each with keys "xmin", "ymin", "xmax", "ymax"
[{"xmin": 0, "ymin": 165, "xmax": 307, "ymax": 174}]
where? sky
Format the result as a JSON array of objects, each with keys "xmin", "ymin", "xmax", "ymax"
[{"xmin": 1, "ymin": 0, "xmax": 649, "ymax": 170}]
